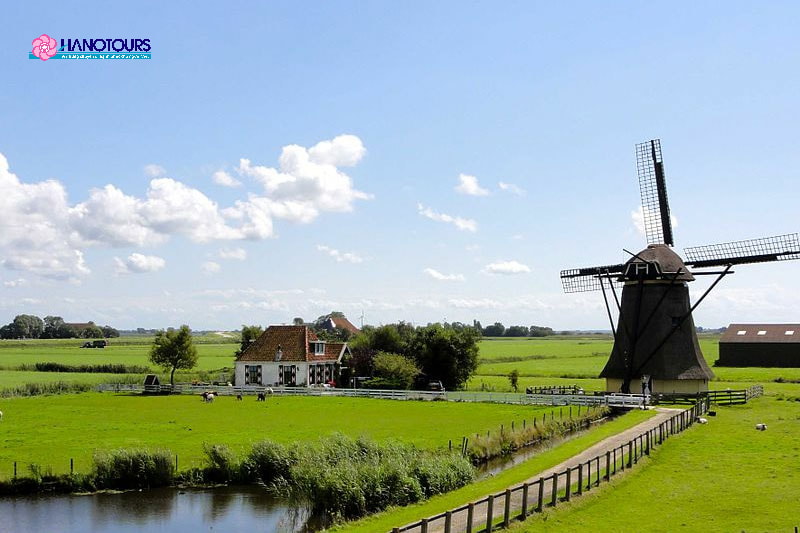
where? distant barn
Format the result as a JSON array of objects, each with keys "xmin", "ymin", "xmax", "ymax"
[{"xmin": 717, "ymin": 324, "xmax": 800, "ymax": 367}]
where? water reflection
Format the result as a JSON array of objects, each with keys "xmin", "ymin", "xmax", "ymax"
[{"xmin": 0, "ymin": 486, "xmax": 315, "ymax": 533}]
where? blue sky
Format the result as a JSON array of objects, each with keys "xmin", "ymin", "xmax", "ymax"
[{"xmin": 1, "ymin": 1, "xmax": 798, "ymax": 330}]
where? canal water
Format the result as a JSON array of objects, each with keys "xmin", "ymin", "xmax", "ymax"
[{"xmin": 0, "ymin": 486, "xmax": 315, "ymax": 533}]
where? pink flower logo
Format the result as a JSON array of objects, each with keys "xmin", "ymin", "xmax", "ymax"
[{"xmin": 32, "ymin": 34, "xmax": 58, "ymax": 61}]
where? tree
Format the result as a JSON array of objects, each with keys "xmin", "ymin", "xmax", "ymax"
[
  {"xmin": 505, "ymin": 325, "xmax": 529, "ymax": 337},
  {"xmin": 42, "ymin": 316, "xmax": 73, "ymax": 339},
  {"xmin": 80, "ymin": 325, "xmax": 104, "ymax": 338},
  {"xmin": 11, "ymin": 314, "xmax": 44, "ymax": 339},
  {"xmin": 508, "ymin": 369, "xmax": 520, "ymax": 392},
  {"xmin": 149, "ymin": 325, "xmax": 198, "ymax": 386},
  {"xmin": 529, "ymin": 325, "xmax": 555, "ymax": 337},
  {"xmin": 367, "ymin": 352, "xmax": 420, "ymax": 389},
  {"xmin": 236, "ymin": 325, "xmax": 264, "ymax": 358},
  {"xmin": 482, "ymin": 322, "xmax": 505, "ymax": 337},
  {"xmin": 101, "ymin": 325, "xmax": 120, "ymax": 338},
  {"xmin": 409, "ymin": 324, "xmax": 480, "ymax": 390},
  {"xmin": 292, "ymin": 317, "xmax": 305, "ymax": 326}
]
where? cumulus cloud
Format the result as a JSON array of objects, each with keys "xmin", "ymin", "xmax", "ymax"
[
  {"xmin": 218, "ymin": 247, "xmax": 247, "ymax": 260},
  {"xmin": 631, "ymin": 206, "xmax": 678, "ymax": 237},
  {"xmin": 236, "ymin": 134, "xmax": 371, "ymax": 224},
  {"xmin": 3, "ymin": 278, "xmax": 27, "ymax": 288},
  {"xmin": 424, "ymin": 268, "xmax": 465, "ymax": 281},
  {"xmin": 417, "ymin": 203, "xmax": 477, "ymax": 232},
  {"xmin": 483, "ymin": 260, "xmax": 531, "ymax": 275},
  {"xmin": 212, "ymin": 170, "xmax": 241, "ymax": 187},
  {"xmin": 498, "ymin": 181, "xmax": 526, "ymax": 195},
  {"xmin": 202, "ymin": 261, "xmax": 221, "ymax": 275},
  {"xmin": 455, "ymin": 174, "xmax": 489, "ymax": 196},
  {"xmin": 448, "ymin": 298, "xmax": 503, "ymax": 309},
  {"xmin": 144, "ymin": 164, "xmax": 166, "ymax": 177},
  {"xmin": 0, "ymin": 136, "xmax": 370, "ymax": 280},
  {"xmin": 114, "ymin": 253, "xmax": 166, "ymax": 274},
  {"xmin": 316, "ymin": 245, "xmax": 364, "ymax": 264}
]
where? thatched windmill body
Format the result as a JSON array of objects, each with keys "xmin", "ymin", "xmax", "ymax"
[{"xmin": 561, "ymin": 140, "xmax": 800, "ymax": 394}]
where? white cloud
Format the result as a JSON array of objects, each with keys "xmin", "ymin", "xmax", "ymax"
[
  {"xmin": 218, "ymin": 247, "xmax": 247, "ymax": 261},
  {"xmin": 483, "ymin": 260, "xmax": 531, "ymax": 275},
  {"xmin": 465, "ymin": 244, "xmax": 480, "ymax": 252},
  {"xmin": 498, "ymin": 182, "xmax": 526, "ymax": 195},
  {"xmin": 114, "ymin": 253, "xmax": 166, "ymax": 274},
  {"xmin": 417, "ymin": 203, "xmax": 477, "ymax": 232},
  {"xmin": 202, "ymin": 261, "xmax": 221, "ymax": 275},
  {"xmin": 236, "ymin": 134, "xmax": 371, "ymax": 224},
  {"xmin": 212, "ymin": 170, "xmax": 241, "ymax": 188},
  {"xmin": 316, "ymin": 245, "xmax": 364, "ymax": 264},
  {"xmin": 631, "ymin": 206, "xmax": 678, "ymax": 237},
  {"xmin": 424, "ymin": 268, "xmax": 465, "ymax": 281},
  {"xmin": 3, "ymin": 278, "xmax": 27, "ymax": 288},
  {"xmin": 448, "ymin": 298, "xmax": 503, "ymax": 309},
  {"xmin": 455, "ymin": 174, "xmax": 489, "ymax": 196},
  {"xmin": 144, "ymin": 164, "xmax": 166, "ymax": 178}
]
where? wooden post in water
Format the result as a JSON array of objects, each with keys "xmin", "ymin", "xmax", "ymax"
[
  {"xmin": 13, "ymin": 461, "xmax": 17, "ymax": 479},
  {"xmin": 70, "ymin": 458, "xmax": 74, "ymax": 475}
]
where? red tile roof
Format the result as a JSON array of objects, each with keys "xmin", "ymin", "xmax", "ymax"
[
  {"xmin": 238, "ymin": 325, "xmax": 346, "ymax": 362},
  {"xmin": 327, "ymin": 316, "xmax": 361, "ymax": 334}
]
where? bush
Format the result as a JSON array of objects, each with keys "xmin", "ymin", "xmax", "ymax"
[
  {"xmin": 202, "ymin": 443, "xmax": 239, "ymax": 483},
  {"xmin": 0, "ymin": 381, "xmax": 93, "ymax": 398},
  {"xmin": 244, "ymin": 440, "xmax": 297, "ymax": 485},
  {"xmin": 93, "ymin": 448, "xmax": 173, "ymax": 490}
]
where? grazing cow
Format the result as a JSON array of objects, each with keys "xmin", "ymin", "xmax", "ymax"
[
  {"xmin": 236, "ymin": 394, "xmax": 243, "ymax": 401},
  {"xmin": 266, "ymin": 387, "xmax": 274, "ymax": 395},
  {"xmin": 696, "ymin": 417, "xmax": 708, "ymax": 424},
  {"xmin": 201, "ymin": 391, "xmax": 216, "ymax": 403},
  {"xmin": 257, "ymin": 392, "xmax": 266, "ymax": 402},
  {"xmin": 755, "ymin": 423, "xmax": 767, "ymax": 431}
]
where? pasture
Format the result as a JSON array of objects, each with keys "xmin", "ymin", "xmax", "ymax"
[
  {"xmin": 0, "ymin": 393, "xmax": 557, "ymax": 478},
  {"xmin": 506, "ymin": 396, "xmax": 800, "ymax": 533}
]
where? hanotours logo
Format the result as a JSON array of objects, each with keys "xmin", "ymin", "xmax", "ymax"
[{"xmin": 29, "ymin": 34, "xmax": 152, "ymax": 60}]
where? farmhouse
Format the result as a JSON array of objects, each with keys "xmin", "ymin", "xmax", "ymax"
[
  {"xmin": 717, "ymin": 324, "xmax": 800, "ymax": 367},
  {"xmin": 234, "ymin": 325, "xmax": 350, "ymax": 386},
  {"xmin": 319, "ymin": 315, "xmax": 361, "ymax": 335}
]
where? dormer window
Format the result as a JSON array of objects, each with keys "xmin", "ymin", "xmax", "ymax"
[
  {"xmin": 786, "ymin": 330, "xmax": 795, "ymax": 336},
  {"xmin": 313, "ymin": 342, "xmax": 325, "ymax": 355},
  {"xmin": 736, "ymin": 330, "xmax": 747, "ymax": 335},
  {"xmin": 757, "ymin": 330, "xmax": 767, "ymax": 336},
  {"xmin": 274, "ymin": 345, "xmax": 283, "ymax": 362}
]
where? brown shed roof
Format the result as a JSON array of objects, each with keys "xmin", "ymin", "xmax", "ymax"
[
  {"xmin": 238, "ymin": 325, "xmax": 346, "ymax": 362},
  {"xmin": 720, "ymin": 324, "xmax": 800, "ymax": 344}
]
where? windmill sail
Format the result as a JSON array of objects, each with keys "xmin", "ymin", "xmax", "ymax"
[
  {"xmin": 636, "ymin": 139, "xmax": 674, "ymax": 246},
  {"xmin": 685, "ymin": 233, "xmax": 800, "ymax": 268},
  {"xmin": 560, "ymin": 264, "xmax": 626, "ymax": 293}
]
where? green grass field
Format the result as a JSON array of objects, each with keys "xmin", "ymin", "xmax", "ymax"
[
  {"xmin": 506, "ymin": 396, "xmax": 800, "ymax": 533},
  {"xmin": 0, "ymin": 393, "xmax": 556, "ymax": 478}
]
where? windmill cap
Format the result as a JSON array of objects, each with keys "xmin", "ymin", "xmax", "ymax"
[{"xmin": 625, "ymin": 244, "xmax": 695, "ymax": 282}]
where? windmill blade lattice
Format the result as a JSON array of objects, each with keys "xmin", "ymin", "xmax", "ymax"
[
  {"xmin": 636, "ymin": 139, "xmax": 674, "ymax": 246},
  {"xmin": 685, "ymin": 233, "xmax": 800, "ymax": 268},
  {"xmin": 560, "ymin": 264, "xmax": 626, "ymax": 293}
]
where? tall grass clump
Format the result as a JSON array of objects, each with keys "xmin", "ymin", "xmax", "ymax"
[
  {"xmin": 92, "ymin": 448, "xmax": 173, "ymax": 489},
  {"xmin": 0, "ymin": 381, "xmax": 93, "ymax": 398},
  {"xmin": 24, "ymin": 362, "xmax": 151, "ymax": 374},
  {"xmin": 202, "ymin": 443, "xmax": 240, "ymax": 484},
  {"xmin": 242, "ymin": 434, "xmax": 475, "ymax": 521},
  {"xmin": 467, "ymin": 406, "xmax": 610, "ymax": 463}
]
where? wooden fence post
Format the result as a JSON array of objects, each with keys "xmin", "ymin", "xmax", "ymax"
[
  {"xmin": 392, "ymin": 528, "xmax": 400, "ymax": 533},
  {"xmin": 13, "ymin": 461, "xmax": 17, "ymax": 479},
  {"xmin": 551, "ymin": 473, "xmax": 558, "ymax": 507},
  {"xmin": 70, "ymin": 458, "xmax": 74, "ymax": 475},
  {"xmin": 444, "ymin": 511, "xmax": 452, "ymax": 533},
  {"xmin": 565, "ymin": 468, "xmax": 572, "ymax": 501},
  {"xmin": 504, "ymin": 489, "xmax": 511, "ymax": 527},
  {"xmin": 521, "ymin": 483, "xmax": 529, "ymax": 518},
  {"xmin": 612, "ymin": 448, "xmax": 617, "ymax": 474},
  {"xmin": 466, "ymin": 503, "xmax": 474, "ymax": 533},
  {"xmin": 586, "ymin": 460, "xmax": 591, "ymax": 491},
  {"xmin": 577, "ymin": 463, "xmax": 583, "ymax": 495},
  {"xmin": 628, "ymin": 441, "xmax": 633, "ymax": 468},
  {"xmin": 420, "ymin": 517, "xmax": 428, "ymax": 533},
  {"xmin": 486, "ymin": 495, "xmax": 494, "ymax": 532},
  {"xmin": 537, "ymin": 477, "xmax": 545, "ymax": 512}
]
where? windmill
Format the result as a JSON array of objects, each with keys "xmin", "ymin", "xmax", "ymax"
[{"xmin": 560, "ymin": 139, "xmax": 800, "ymax": 395}]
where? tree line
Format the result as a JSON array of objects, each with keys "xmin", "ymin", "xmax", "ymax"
[
  {"xmin": 0, "ymin": 314, "xmax": 119, "ymax": 340},
  {"xmin": 474, "ymin": 321, "xmax": 554, "ymax": 337}
]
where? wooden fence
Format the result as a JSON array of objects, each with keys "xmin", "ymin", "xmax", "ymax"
[
  {"xmin": 653, "ymin": 385, "xmax": 763, "ymax": 406},
  {"xmin": 390, "ymin": 399, "xmax": 711, "ymax": 533},
  {"xmin": 96, "ymin": 384, "xmax": 648, "ymax": 408}
]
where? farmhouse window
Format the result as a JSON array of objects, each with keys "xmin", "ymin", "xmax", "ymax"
[
  {"xmin": 245, "ymin": 365, "xmax": 261, "ymax": 385},
  {"xmin": 786, "ymin": 330, "xmax": 795, "ymax": 335},
  {"xmin": 736, "ymin": 330, "xmax": 747, "ymax": 335},
  {"xmin": 314, "ymin": 342, "xmax": 325, "ymax": 355},
  {"xmin": 757, "ymin": 330, "xmax": 767, "ymax": 336}
]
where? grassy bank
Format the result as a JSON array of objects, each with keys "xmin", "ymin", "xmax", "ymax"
[
  {"xmin": 0, "ymin": 394, "xmax": 557, "ymax": 478},
  {"xmin": 506, "ymin": 396, "xmax": 800, "ymax": 532}
]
